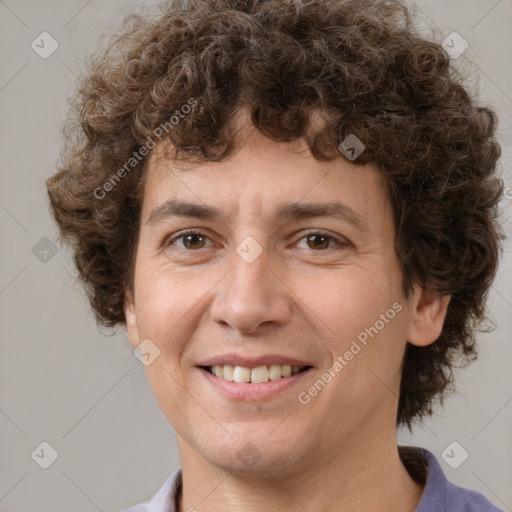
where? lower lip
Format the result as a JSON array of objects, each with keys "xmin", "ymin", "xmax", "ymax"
[{"xmin": 198, "ymin": 367, "xmax": 313, "ymax": 401}]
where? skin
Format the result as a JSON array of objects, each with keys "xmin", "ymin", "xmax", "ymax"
[{"xmin": 125, "ymin": 112, "xmax": 450, "ymax": 512}]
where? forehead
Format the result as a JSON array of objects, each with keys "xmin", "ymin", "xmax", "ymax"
[{"xmin": 141, "ymin": 133, "xmax": 389, "ymax": 227}]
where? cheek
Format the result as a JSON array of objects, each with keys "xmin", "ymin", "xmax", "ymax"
[
  {"xmin": 143, "ymin": 364, "xmax": 194, "ymax": 435},
  {"xmin": 132, "ymin": 264, "xmax": 226, "ymax": 374},
  {"xmin": 134, "ymin": 265, "xmax": 201, "ymax": 336},
  {"xmin": 133, "ymin": 268, "xmax": 202, "ymax": 422},
  {"xmin": 304, "ymin": 263, "xmax": 408, "ymax": 396},
  {"xmin": 306, "ymin": 265, "xmax": 400, "ymax": 344}
]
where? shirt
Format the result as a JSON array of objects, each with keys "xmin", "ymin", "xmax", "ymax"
[{"xmin": 122, "ymin": 447, "xmax": 504, "ymax": 511}]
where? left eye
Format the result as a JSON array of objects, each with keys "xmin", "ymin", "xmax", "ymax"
[{"xmin": 296, "ymin": 233, "xmax": 344, "ymax": 251}]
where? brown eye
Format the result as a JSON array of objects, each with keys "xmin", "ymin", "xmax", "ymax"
[
  {"xmin": 166, "ymin": 230, "xmax": 212, "ymax": 250},
  {"xmin": 305, "ymin": 234, "xmax": 331, "ymax": 250},
  {"xmin": 296, "ymin": 231, "xmax": 346, "ymax": 251},
  {"xmin": 181, "ymin": 233, "xmax": 207, "ymax": 250}
]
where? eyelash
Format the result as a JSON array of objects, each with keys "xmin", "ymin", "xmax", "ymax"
[{"xmin": 164, "ymin": 229, "xmax": 349, "ymax": 253}]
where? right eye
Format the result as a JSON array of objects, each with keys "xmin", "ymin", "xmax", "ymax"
[{"xmin": 164, "ymin": 230, "xmax": 214, "ymax": 251}]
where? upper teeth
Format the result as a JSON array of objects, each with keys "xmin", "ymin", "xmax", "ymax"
[{"xmin": 211, "ymin": 364, "xmax": 303, "ymax": 383}]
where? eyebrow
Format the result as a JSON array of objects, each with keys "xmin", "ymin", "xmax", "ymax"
[{"xmin": 145, "ymin": 199, "xmax": 368, "ymax": 231}]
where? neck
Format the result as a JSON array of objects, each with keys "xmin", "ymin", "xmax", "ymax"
[{"xmin": 176, "ymin": 429, "xmax": 424, "ymax": 512}]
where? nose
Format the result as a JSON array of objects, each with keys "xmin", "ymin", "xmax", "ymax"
[{"xmin": 209, "ymin": 249, "xmax": 292, "ymax": 335}]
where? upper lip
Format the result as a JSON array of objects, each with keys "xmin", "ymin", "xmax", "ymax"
[{"xmin": 197, "ymin": 354, "xmax": 314, "ymax": 368}]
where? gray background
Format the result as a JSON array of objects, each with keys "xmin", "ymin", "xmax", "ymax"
[{"xmin": 0, "ymin": 1, "xmax": 511, "ymax": 511}]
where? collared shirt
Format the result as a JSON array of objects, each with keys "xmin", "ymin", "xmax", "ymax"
[{"xmin": 122, "ymin": 447, "xmax": 504, "ymax": 511}]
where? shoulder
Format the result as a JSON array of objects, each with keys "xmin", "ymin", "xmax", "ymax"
[
  {"xmin": 121, "ymin": 467, "xmax": 182, "ymax": 512},
  {"xmin": 399, "ymin": 446, "xmax": 504, "ymax": 512},
  {"xmin": 445, "ymin": 486, "xmax": 505, "ymax": 512}
]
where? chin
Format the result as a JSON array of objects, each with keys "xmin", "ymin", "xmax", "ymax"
[{"xmin": 196, "ymin": 425, "xmax": 308, "ymax": 476}]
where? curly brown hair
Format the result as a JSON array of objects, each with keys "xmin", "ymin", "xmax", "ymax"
[{"xmin": 46, "ymin": 0, "xmax": 503, "ymax": 428}]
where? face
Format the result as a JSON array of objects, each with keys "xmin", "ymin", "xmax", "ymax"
[{"xmin": 124, "ymin": 120, "xmax": 445, "ymax": 477}]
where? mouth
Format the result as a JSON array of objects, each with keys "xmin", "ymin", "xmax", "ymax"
[
  {"xmin": 196, "ymin": 354, "xmax": 315, "ymax": 400},
  {"xmin": 201, "ymin": 364, "xmax": 313, "ymax": 384}
]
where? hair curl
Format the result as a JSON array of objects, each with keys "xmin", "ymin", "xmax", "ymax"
[{"xmin": 46, "ymin": 0, "xmax": 504, "ymax": 428}]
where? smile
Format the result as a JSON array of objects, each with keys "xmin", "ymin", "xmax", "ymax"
[{"xmin": 203, "ymin": 364, "xmax": 311, "ymax": 383}]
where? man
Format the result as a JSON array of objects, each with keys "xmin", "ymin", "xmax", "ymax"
[{"xmin": 46, "ymin": 0, "xmax": 504, "ymax": 510}]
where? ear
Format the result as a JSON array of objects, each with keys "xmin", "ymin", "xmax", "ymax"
[
  {"xmin": 124, "ymin": 288, "xmax": 140, "ymax": 348},
  {"xmin": 406, "ymin": 286, "xmax": 451, "ymax": 347}
]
